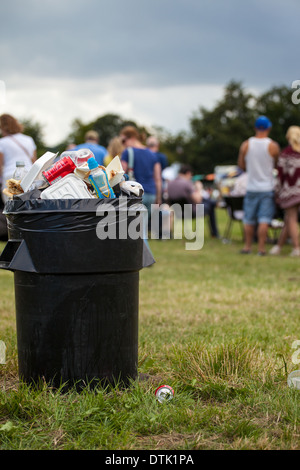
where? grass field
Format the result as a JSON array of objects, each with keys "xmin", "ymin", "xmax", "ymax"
[{"xmin": 0, "ymin": 209, "xmax": 300, "ymax": 450}]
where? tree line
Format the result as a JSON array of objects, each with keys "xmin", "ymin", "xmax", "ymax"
[{"xmin": 22, "ymin": 80, "xmax": 300, "ymax": 175}]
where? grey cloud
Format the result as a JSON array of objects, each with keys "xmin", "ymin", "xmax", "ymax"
[{"xmin": 0, "ymin": 0, "xmax": 299, "ymax": 89}]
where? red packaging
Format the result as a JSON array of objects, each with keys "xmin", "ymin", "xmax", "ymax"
[{"xmin": 42, "ymin": 156, "xmax": 76, "ymax": 185}]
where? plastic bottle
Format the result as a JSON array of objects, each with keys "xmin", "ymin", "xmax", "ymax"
[
  {"xmin": 13, "ymin": 161, "xmax": 28, "ymax": 181},
  {"xmin": 87, "ymin": 157, "xmax": 116, "ymax": 199}
]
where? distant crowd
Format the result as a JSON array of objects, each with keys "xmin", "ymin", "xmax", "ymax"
[{"xmin": 0, "ymin": 113, "xmax": 300, "ymax": 256}]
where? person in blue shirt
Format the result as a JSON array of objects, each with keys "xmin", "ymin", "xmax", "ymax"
[
  {"xmin": 146, "ymin": 135, "xmax": 169, "ymax": 203},
  {"xmin": 72, "ymin": 130, "xmax": 108, "ymax": 166},
  {"xmin": 120, "ymin": 126, "xmax": 162, "ymax": 211},
  {"xmin": 120, "ymin": 126, "xmax": 162, "ymax": 248}
]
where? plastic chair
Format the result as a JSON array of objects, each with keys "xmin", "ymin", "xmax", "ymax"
[{"xmin": 222, "ymin": 196, "xmax": 244, "ymax": 242}]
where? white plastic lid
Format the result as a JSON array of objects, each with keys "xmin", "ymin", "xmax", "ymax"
[{"xmin": 40, "ymin": 174, "xmax": 94, "ymax": 199}]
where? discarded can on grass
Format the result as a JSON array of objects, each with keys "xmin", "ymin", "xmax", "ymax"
[
  {"xmin": 42, "ymin": 156, "xmax": 76, "ymax": 185},
  {"xmin": 155, "ymin": 385, "xmax": 174, "ymax": 403}
]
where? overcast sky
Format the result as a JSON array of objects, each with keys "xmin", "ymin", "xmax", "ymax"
[{"xmin": 0, "ymin": 0, "xmax": 298, "ymax": 145}]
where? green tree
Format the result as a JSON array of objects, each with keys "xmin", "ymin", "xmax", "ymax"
[
  {"xmin": 186, "ymin": 81, "xmax": 256, "ymax": 174},
  {"xmin": 161, "ymin": 130, "xmax": 190, "ymax": 166},
  {"xmin": 51, "ymin": 82, "xmax": 300, "ymax": 171},
  {"xmin": 256, "ymin": 85, "xmax": 300, "ymax": 149},
  {"xmin": 21, "ymin": 118, "xmax": 46, "ymax": 157},
  {"xmin": 68, "ymin": 113, "xmax": 146, "ymax": 148}
]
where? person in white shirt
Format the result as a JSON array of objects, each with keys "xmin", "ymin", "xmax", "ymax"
[
  {"xmin": 0, "ymin": 114, "xmax": 37, "ymax": 202},
  {"xmin": 237, "ymin": 116, "xmax": 280, "ymax": 255}
]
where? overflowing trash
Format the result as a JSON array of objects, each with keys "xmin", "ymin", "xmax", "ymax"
[{"xmin": 2, "ymin": 148, "xmax": 144, "ymax": 201}]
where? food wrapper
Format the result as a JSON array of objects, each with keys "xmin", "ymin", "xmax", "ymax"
[{"xmin": 106, "ymin": 156, "xmax": 125, "ymax": 187}]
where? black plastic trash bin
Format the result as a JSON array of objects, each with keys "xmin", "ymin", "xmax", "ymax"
[{"xmin": 0, "ymin": 196, "xmax": 154, "ymax": 390}]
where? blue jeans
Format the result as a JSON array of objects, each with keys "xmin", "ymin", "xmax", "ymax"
[
  {"xmin": 243, "ymin": 191, "xmax": 275, "ymax": 225},
  {"xmin": 203, "ymin": 198, "xmax": 219, "ymax": 237}
]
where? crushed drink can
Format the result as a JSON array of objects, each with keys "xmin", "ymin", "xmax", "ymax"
[
  {"xmin": 155, "ymin": 385, "xmax": 174, "ymax": 403},
  {"xmin": 42, "ymin": 156, "xmax": 76, "ymax": 185}
]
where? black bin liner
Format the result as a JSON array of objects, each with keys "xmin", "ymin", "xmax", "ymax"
[{"xmin": 0, "ymin": 196, "xmax": 154, "ymax": 390}]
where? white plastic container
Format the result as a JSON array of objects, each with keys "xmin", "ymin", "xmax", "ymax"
[
  {"xmin": 21, "ymin": 151, "xmax": 58, "ymax": 192},
  {"xmin": 41, "ymin": 174, "xmax": 94, "ymax": 199}
]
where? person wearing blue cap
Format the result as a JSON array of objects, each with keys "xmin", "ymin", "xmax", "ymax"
[
  {"xmin": 237, "ymin": 116, "xmax": 280, "ymax": 255},
  {"xmin": 254, "ymin": 116, "xmax": 272, "ymax": 131}
]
